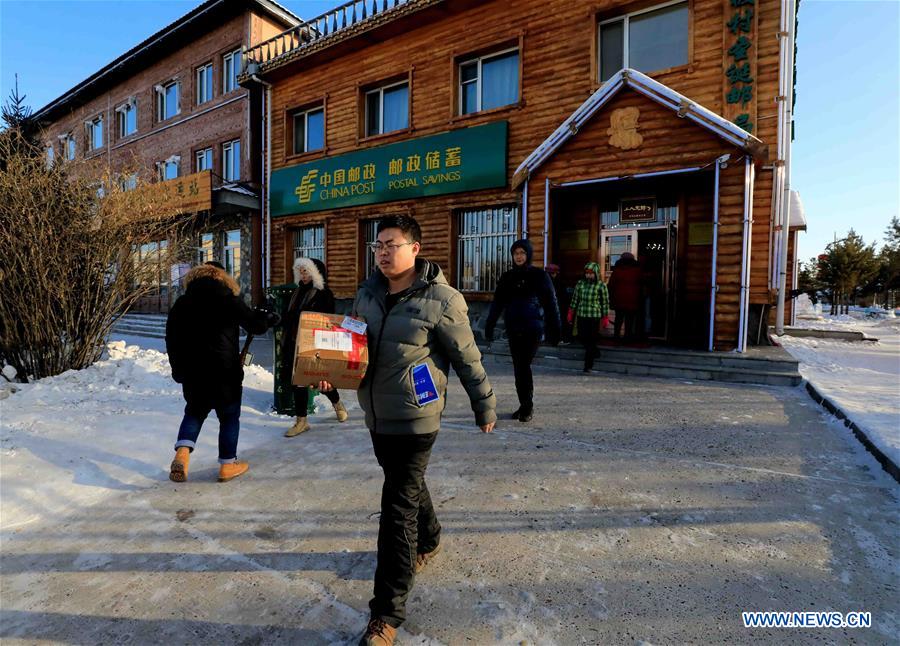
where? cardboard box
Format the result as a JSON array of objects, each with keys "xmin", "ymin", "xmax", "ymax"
[{"xmin": 292, "ymin": 312, "xmax": 369, "ymax": 390}]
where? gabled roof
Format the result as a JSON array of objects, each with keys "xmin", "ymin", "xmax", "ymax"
[
  {"xmin": 33, "ymin": 0, "xmax": 301, "ymax": 124},
  {"xmin": 511, "ymin": 68, "xmax": 767, "ymax": 190}
]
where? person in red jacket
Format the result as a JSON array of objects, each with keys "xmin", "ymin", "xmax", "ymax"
[{"xmin": 607, "ymin": 252, "xmax": 642, "ymax": 342}]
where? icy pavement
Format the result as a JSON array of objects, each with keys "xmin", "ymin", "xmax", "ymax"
[
  {"xmin": 1, "ymin": 340, "xmax": 898, "ymax": 644},
  {"xmin": 779, "ymin": 308, "xmax": 900, "ymax": 475}
]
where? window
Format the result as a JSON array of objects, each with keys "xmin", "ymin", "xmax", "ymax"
[
  {"xmin": 365, "ymin": 82, "xmax": 408, "ymax": 137},
  {"xmin": 292, "ymin": 106, "xmax": 325, "ymax": 154},
  {"xmin": 456, "ymin": 206, "xmax": 518, "ymax": 292},
  {"xmin": 86, "ymin": 116, "xmax": 103, "ymax": 151},
  {"xmin": 197, "ymin": 233, "xmax": 214, "ymax": 264},
  {"xmin": 120, "ymin": 173, "xmax": 138, "ymax": 192},
  {"xmin": 293, "ymin": 225, "xmax": 325, "ymax": 261},
  {"xmin": 46, "ymin": 145, "xmax": 54, "ymax": 167},
  {"xmin": 599, "ymin": 1, "xmax": 689, "ymax": 82},
  {"xmin": 61, "ymin": 133, "xmax": 76, "ymax": 160},
  {"xmin": 116, "ymin": 100, "xmax": 137, "ymax": 138},
  {"xmin": 137, "ymin": 240, "xmax": 169, "ymax": 296},
  {"xmin": 223, "ymin": 49, "xmax": 241, "ymax": 93},
  {"xmin": 196, "ymin": 63, "xmax": 213, "ymax": 104},
  {"xmin": 224, "ymin": 229, "xmax": 241, "ymax": 280},
  {"xmin": 195, "ymin": 147, "xmax": 213, "ymax": 172},
  {"xmin": 222, "ymin": 139, "xmax": 240, "ymax": 181},
  {"xmin": 363, "ymin": 219, "xmax": 381, "ymax": 278},
  {"xmin": 459, "ymin": 49, "xmax": 519, "ymax": 115},
  {"xmin": 159, "ymin": 157, "xmax": 179, "ymax": 181},
  {"xmin": 156, "ymin": 80, "xmax": 180, "ymax": 121}
]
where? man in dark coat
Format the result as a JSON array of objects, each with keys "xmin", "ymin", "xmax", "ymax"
[
  {"xmin": 484, "ymin": 239, "xmax": 560, "ymax": 422},
  {"xmin": 607, "ymin": 251, "xmax": 642, "ymax": 341},
  {"xmin": 280, "ymin": 256, "xmax": 348, "ymax": 437},
  {"xmin": 165, "ymin": 261, "xmax": 278, "ymax": 482}
]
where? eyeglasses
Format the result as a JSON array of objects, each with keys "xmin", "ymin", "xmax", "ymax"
[{"xmin": 368, "ymin": 241, "xmax": 415, "ymax": 253}]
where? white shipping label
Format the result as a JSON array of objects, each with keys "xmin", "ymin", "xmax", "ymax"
[
  {"xmin": 341, "ymin": 316, "xmax": 368, "ymax": 335},
  {"xmin": 314, "ymin": 330, "xmax": 353, "ymax": 352}
]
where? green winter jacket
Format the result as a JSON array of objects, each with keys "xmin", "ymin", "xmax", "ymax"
[{"xmin": 352, "ymin": 258, "xmax": 497, "ymax": 435}]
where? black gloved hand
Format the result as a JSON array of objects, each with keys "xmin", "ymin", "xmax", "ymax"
[{"xmin": 266, "ymin": 310, "xmax": 282, "ymax": 328}]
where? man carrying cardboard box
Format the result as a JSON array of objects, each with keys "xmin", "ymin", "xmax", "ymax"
[{"xmin": 318, "ymin": 215, "xmax": 496, "ymax": 646}]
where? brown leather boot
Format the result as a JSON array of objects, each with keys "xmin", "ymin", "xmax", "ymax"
[
  {"xmin": 333, "ymin": 401, "xmax": 349, "ymax": 423},
  {"xmin": 415, "ymin": 543, "xmax": 442, "ymax": 574},
  {"xmin": 169, "ymin": 447, "xmax": 190, "ymax": 482},
  {"xmin": 284, "ymin": 416, "xmax": 310, "ymax": 437},
  {"xmin": 358, "ymin": 618, "xmax": 397, "ymax": 646},
  {"xmin": 218, "ymin": 460, "xmax": 249, "ymax": 482}
]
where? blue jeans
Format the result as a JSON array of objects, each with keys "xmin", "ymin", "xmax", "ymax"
[{"xmin": 174, "ymin": 397, "xmax": 242, "ymax": 464}]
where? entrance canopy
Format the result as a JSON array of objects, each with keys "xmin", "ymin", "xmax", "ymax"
[{"xmin": 511, "ymin": 68, "xmax": 767, "ymax": 190}]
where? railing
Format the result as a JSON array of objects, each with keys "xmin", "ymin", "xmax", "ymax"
[{"xmin": 243, "ymin": 0, "xmax": 413, "ymax": 69}]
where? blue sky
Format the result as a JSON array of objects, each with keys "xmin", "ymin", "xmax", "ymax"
[{"xmin": 1, "ymin": 0, "xmax": 897, "ymax": 260}]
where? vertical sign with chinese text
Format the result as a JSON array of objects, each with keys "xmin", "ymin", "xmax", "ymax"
[{"xmin": 723, "ymin": 0, "xmax": 758, "ymax": 133}]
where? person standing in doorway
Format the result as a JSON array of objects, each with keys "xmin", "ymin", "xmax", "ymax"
[
  {"xmin": 317, "ymin": 215, "xmax": 496, "ymax": 646},
  {"xmin": 545, "ymin": 263, "xmax": 571, "ymax": 343},
  {"xmin": 165, "ymin": 261, "xmax": 279, "ymax": 482},
  {"xmin": 608, "ymin": 251, "xmax": 642, "ymax": 342},
  {"xmin": 567, "ymin": 261, "xmax": 609, "ymax": 372},
  {"xmin": 281, "ymin": 256, "xmax": 349, "ymax": 437},
  {"xmin": 484, "ymin": 239, "xmax": 560, "ymax": 422}
]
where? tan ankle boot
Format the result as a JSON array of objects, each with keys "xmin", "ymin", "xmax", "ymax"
[
  {"xmin": 285, "ymin": 416, "xmax": 310, "ymax": 437},
  {"xmin": 359, "ymin": 618, "xmax": 397, "ymax": 646},
  {"xmin": 333, "ymin": 401, "xmax": 349, "ymax": 423},
  {"xmin": 169, "ymin": 447, "xmax": 190, "ymax": 482},
  {"xmin": 218, "ymin": 460, "xmax": 248, "ymax": 482}
]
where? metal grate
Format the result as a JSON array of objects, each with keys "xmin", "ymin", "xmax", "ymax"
[
  {"xmin": 293, "ymin": 225, "xmax": 325, "ymax": 261},
  {"xmin": 456, "ymin": 206, "xmax": 517, "ymax": 293}
]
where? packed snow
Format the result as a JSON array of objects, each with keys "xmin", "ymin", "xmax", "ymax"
[
  {"xmin": 779, "ymin": 298, "xmax": 900, "ymax": 471},
  {"xmin": 0, "ymin": 338, "xmax": 345, "ymax": 531}
]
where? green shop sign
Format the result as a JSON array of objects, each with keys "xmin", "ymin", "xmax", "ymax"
[{"xmin": 270, "ymin": 121, "xmax": 508, "ymax": 216}]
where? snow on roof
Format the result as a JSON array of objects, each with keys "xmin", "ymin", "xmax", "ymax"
[{"xmin": 789, "ymin": 190, "xmax": 806, "ymax": 229}]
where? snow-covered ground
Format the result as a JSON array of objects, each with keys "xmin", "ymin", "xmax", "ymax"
[
  {"xmin": 780, "ymin": 299, "xmax": 900, "ymax": 471},
  {"xmin": 0, "ymin": 336, "xmax": 348, "ymax": 532}
]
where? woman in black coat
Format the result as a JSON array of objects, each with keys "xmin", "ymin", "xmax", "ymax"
[
  {"xmin": 165, "ymin": 262, "xmax": 278, "ymax": 482},
  {"xmin": 281, "ymin": 256, "xmax": 348, "ymax": 437}
]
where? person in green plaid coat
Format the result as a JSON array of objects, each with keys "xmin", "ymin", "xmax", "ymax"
[{"xmin": 566, "ymin": 261, "xmax": 609, "ymax": 372}]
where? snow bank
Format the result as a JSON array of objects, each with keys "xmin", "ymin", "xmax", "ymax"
[
  {"xmin": 0, "ymin": 340, "xmax": 349, "ymax": 531},
  {"xmin": 779, "ymin": 315, "xmax": 900, "ymax": 473}
]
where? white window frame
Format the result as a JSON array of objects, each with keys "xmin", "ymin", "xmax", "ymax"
[
  {"xmin": 46, "ymin": 144, "xmax": 54, "ymax": 167},
  {"xmin": 458, "ymin": 47, "xmax": 519, "ymax": 115},
  {"xmin": 120, "ymin": 173, "xmax": 138, "ymax": 192},
  {"xmin": 292, "ymin": 106, "xmax": 325, "ymax": 154},
  {"xmin": 196, "ymin": 63, "xmax": 213, "ymax": 105},
  {"xmin": 363, "ymin": 219, "xmax": 381, "ymax": 278},
  {"xmin": 60, "ymin": 133, "xmax": 75, "ymax": 160},
  {"xmin": 365, "ymin": 81, "xmax": 408, "ymax": 137},
  {"xmin": 223, "ymin": 229, "xmax": 241, "ymax": 280},
  {"xmin": 86, "ymin": 115, "xmax": 103, "ymax": 152},
  {"xmin": 158, "ymin": 156, "xmax": 180, "ymax": 181},
  {"xmin": 598, "ymin": 0, "xmax": 689, "ymax": 82},
  {"xmin": 197, "ymin": 232, "xmax": 215, "ymax": 265},
  {"xmin": 222, "ymin": 139, "xmax": 240, "ymax": 181},
  {"xmin": 456, "ymin": 206, "xmax": 518, "ymax": 293},
  {"xmin": 293, "ymin": 225, "xmax": 326, "ymax": 261},
  {"xmin": 195, "ymin": 147, "xmax": 213, "ymax": 172},
  {"xmin": 116, "ymin": 98, "xmax": 137, "ymax": 138},
  {"xmin": 156, "ymin": 80, "xmax": 180, "ymax": 121},
  {"xmin": 223, "ymin": 49, "xmax": 242, "ymax": 94}
]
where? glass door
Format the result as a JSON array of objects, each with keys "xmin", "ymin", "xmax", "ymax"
[{"xmin": 601, "ymin": 231, "xmax": 637, "ymax": 281}]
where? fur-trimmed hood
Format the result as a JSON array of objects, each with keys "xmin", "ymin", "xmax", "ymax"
[
  {"xmin": 183, "ymin": 264, "xmax": 240, "ymax": 296},
  {"xmin": 292, "ymin": 256, "xmax": 325, "ymax": 290}
]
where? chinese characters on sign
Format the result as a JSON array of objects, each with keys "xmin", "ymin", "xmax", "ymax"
[
  {"xmin": 724, "ymin": 0, "xmax": 756, "ymax": 133},
  {"xmin": 620, "ymin": 198, "xmax": 657, "ymax": 224},
  {"xmin": 271, "ymin": 121, "xmax": 508, "ymax": 216}
]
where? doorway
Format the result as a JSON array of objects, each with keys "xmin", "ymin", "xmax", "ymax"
[{"xmin": 600, "ymin": 226, "xmax": 673, "ymax": 340}]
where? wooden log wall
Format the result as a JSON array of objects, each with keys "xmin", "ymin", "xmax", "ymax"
[{"xmin": 266, "ymin": 0, "xmax": 786, "ymax": 348}]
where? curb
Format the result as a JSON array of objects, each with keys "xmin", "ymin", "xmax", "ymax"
[{"xmin": 804, "ymin": 380, "xmax": 900, "ymax": 484}]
